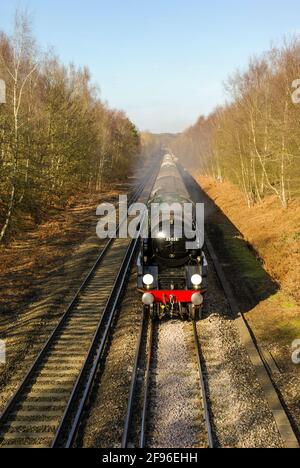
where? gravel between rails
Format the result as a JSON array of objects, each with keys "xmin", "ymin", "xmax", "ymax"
[
  {"xmin": 199, "ymin": 252, "xmax": 284, "ymax": 448},
  {"xmin": 148, "ymin": 321, "xmax": 207, "ymax": 448}
]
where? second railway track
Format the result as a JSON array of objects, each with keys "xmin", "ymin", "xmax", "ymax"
[
  {"xmin": 0, "ymin": 168, "xmax": 158, "ymax": 449},
  {"xmin": 182, "ymin": 168, "xmax": 300, "ymax": 449}
]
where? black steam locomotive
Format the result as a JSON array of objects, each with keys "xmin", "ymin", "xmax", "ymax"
[{"xmin": 137, "ymin": 154, "xmax": 207, "ymax": 320}]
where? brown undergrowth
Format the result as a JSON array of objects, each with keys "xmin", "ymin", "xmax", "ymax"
[{"xmin": 0, "ymin": 185, "xmax": 129, "ymax": 409}]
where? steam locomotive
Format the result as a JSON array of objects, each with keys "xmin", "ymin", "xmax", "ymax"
[{"xmin": 137, "ymin": 154, "xmax": 207, "ymax": 320}]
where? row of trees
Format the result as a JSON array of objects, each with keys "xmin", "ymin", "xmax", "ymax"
[
  {"xmin": 172, "ymin": 39, "xmax": 300, "ymax": 208},
  {"xmin": 0, "ymin": 13, "xmax": 140, "ymax": 242}
]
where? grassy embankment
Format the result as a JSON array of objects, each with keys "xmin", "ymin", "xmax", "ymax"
[{"xmin": 198, "ymin": 175, "xmax": 300, "ymax": 370}]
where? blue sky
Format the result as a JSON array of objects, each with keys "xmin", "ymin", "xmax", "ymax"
[{"xmin": 1, "ymin": 0, "xmax": 299, "ymax": 133}]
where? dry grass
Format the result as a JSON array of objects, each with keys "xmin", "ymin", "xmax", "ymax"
[
  {"xmin": 196, "ymin": 175, "xmax": 300, "ymax": 434},
  {"xmin": 198, "ymin": 176, "xmax": 300, "ymax": 303},
  {"xmin": 197, "ymin": 175, "xmax": 300, "ymax": 369}
]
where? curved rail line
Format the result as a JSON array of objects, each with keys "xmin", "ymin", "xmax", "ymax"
[
  {"xmin": 122, "ymin": 316, "xmax": 214, "ymax": 449},
  {"xmin": 0, "ymin": 168, "xmax": 158, "ymax": 449}
]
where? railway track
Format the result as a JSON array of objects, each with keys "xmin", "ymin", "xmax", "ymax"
[
  {"xmin": 2, "ymin": 156, "xmax": 297, "ymax": 449},
  {"xmin": 0, "ymin": 168, "xmax": 158, "ymax": 449},
  {"xmin": 122, "ymin": 314, "xmax": 214, "ymax": 448}
]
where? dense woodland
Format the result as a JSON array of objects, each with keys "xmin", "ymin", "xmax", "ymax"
[
  {"xmin": 171, "ymin": 40, "xmax": 300, "ymax": 208},
  {"xmin": 0, "ymin": 13, "xmax": 140, "ymax": 243}
]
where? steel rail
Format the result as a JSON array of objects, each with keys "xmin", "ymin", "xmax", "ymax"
[
  {"xmin": 181, "ymin": 167, "xmax": 300, "ymax": 449},
  {"xmin": 54, "ymin": 233, "xmax": 141, "ymax": 447},
  {"xmin": 54, "ymin": 162, "xmax": 162, "ymax": 448},
  {"xmin": 0, "ymin": 175, "xmax": 148, "ymax": 445},
  {"xmin": 122, "ymin": 319, "xmax": 213, "ymax": 449},
  {"xmin": 192, "ymin": 321, "xmax": 214, "ymax": 448},
  {"xmin": 205, "ymin": 235, "xmax": 300, "ymax": 449}
]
